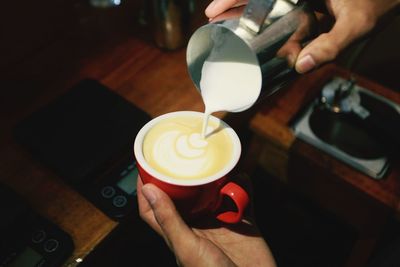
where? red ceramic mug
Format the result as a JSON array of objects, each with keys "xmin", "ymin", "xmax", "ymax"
[{"xmin": 134, "ymin": 111, "xmax": 249, "ymax": 224}]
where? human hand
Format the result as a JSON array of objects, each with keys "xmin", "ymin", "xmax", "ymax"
[
  {"xmin": 205, "ymin": 0, "xmax": 399, "ymax": 73},
  {"xmin": 137, "ymin": 176, "xmax": 277, "ymax": 267}
]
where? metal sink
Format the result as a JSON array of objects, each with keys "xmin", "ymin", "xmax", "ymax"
[
  {"xmin": 291, "ymin": 77, "xmax": 400, "ymax": 179},
  {"xmin": 308, "ymin": 108, "xmax": 386, "ymax": 159}
]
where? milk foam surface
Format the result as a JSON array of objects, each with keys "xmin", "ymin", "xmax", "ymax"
[{"xmin": 143, "ymin": 115, "xmax": 234, "ymax": 180}]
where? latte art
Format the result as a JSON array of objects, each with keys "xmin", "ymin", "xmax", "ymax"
[
  {"xmin": 152, "ymin": 131, "xmax": 208, "ymax": 176},
  {"xmin": 143, "ymin": 115, "xmax": 234, "ymax": 180},
  {"xmin": 176, "ymin": 132, "xmax": 208, "ymax": 157}
]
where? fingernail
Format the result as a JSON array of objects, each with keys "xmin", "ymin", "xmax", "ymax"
[
  {"xmin": 296, "ymin": 54, "xmax": 316, "ymax": 73},
  {"xmin": 142, "ymin": 185, "xmax": 157, "ymax": 206}
]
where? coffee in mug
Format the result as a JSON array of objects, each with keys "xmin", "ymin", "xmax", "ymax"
[{"xmin": 143, "ymin": 114, "xmax": 234, "ymax": 180}]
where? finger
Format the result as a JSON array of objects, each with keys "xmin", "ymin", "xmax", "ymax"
[
  {"xmin": 137, "ymin": 178, "xmax": 163, "ymax": 236},
  {"xmin": 278, "ymin": 11, "xmax": 318, "ymax": 67},
  {"xmin": 210, "ymin": 6, "xmax": 246, "ymax": 22},
  {"xmin": 277, "ymin": 41, "xmax": 302, "ymax": 67},
  {"xmin": 141, "ymin": 183, "xmax": 199, "ymax": 252},
  {"xmin": 295, "ymin": 12, "xmax": 374, "ymax": 73},
  {"xmin": 205, "ymin": 0, "xmax": 248, "ymax": 19}
]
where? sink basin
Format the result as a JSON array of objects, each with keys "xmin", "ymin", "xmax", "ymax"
[
  {"xmin": 308, "ymin": 108, "xmax": 386, "ymax": 159},
  {"xmin": 291, "ymin": 77, "xmax": 400, "ymax": 179}
]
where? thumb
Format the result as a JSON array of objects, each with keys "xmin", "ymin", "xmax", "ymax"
[
  {"xmin": 295, "ymin": 13, "xmax": 373, "ymax": 73},
  {"xmin": 141, "ymin": 184, "xmax": 198, "ymax": 251},
  {"xmin": 294, "ymin": 32, "xmax": 339, "ymax": 73}
]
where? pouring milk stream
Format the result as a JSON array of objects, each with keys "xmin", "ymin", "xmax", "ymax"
[{"xmin": 199, "ymin": 29, "xmax": 262, "ymax": 138}]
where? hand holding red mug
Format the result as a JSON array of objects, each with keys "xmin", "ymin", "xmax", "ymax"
[
  {"xmin": 134, "ymin": 111, "xmax": 250, "ymax": 223},
  {"xmin": 137, "ymin": 176, "xmax": 277, "ymax": 267},
  {"xmin": 134, "ymin": 111, "xmax": 277, "ymax": 265}
]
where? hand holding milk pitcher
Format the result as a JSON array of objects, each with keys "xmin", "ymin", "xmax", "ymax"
[
  {"xmin": 187, "ymin": 0, "xmax": 317, "ymax": 115},
  {"xmin": 203, "ymin": 0, "xmax": 400, "ymax": 75}
]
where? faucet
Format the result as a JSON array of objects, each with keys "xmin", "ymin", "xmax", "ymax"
[{"xmin": 319, "ymin": 78, "xmax": 357, "ymax": 113}]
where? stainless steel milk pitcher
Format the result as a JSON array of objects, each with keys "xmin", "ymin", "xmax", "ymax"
[{"xmin": 187, "ymin": 0, "xmax": 317, "ymax": 107}]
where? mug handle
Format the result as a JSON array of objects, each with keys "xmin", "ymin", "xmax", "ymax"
[{"xmin": 216, "ymin": 182, "xmax": 250, "ymax": 224}]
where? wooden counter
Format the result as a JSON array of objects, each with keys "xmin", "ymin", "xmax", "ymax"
[
  {"xmin": 249, "ymin": 64, "xmax": 400, "ymax": 267},
  {"xmin": 0, "ymin": 15, "xmax": 209, "ymax": 267}
]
